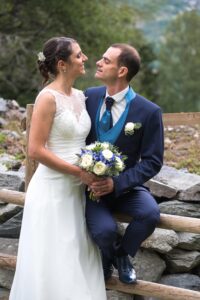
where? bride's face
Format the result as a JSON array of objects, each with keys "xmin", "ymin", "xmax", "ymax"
[{"xmin": 67, "ymin": 42, "xmax": 88, "ymax": 78}]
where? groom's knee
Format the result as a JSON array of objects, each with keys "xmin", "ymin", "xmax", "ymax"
[{"xmin": 91, "ymin": 222, "xmax": 117, "ymax": 249}]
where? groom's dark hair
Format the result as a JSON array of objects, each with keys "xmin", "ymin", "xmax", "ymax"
[{"xmin": 111, "ymin": 43, "xmax": 141, "ymax": 82}]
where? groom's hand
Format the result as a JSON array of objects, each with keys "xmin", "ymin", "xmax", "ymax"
[{"xmin": 90, "ymin": 178, "xmax": 114, "ymax": 196}]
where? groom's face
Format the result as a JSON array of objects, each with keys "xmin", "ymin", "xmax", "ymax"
[{"xmin": 95, "ymin": 47, "xmax": 121, "ymax": 84}]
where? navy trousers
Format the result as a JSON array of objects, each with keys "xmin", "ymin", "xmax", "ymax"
[{"xmin": 86, "ymin": 187, "xmax": 160, "ymax": 260}]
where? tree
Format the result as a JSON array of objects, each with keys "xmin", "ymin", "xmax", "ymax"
[
  {"xmin": 157, "ymin": 10, "xmax": 200, "ymax": 112},
  {"xmin": 0, "ymin": 0, "xmax": 156, "ymax": 106}
]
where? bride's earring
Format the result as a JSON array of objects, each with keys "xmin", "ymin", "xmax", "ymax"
[{"xmin": 63, "ymin": 69, "xmax": 66, "ymax": 73}]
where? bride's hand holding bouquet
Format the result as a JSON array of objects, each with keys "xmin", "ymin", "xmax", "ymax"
[{"xmin": 77, "ymin": 141, "xmax": 126, "ymax": 201}]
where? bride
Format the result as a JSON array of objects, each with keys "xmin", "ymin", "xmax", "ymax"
[{"xmin": 9, "ymin": 36, "xmax": 106, "ymax": 300}]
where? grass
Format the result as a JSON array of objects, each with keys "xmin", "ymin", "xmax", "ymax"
[{"xmin": 0, "ymin": 133, "xmax": 6, "ymax": 144}]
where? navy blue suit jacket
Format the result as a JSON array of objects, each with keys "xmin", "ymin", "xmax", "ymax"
[{"xmin": 85, "ymin": 86, "xmax": 164, "ymax": 198}]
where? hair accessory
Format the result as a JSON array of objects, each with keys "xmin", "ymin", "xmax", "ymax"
[{"xmin": 37, "ymin": 52, "xmax": 46, "ymax": 62}]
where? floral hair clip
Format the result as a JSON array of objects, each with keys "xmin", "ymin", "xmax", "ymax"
[{"xmin": 37, "ymin": 52, "xmax": 46, "ymax": 62}]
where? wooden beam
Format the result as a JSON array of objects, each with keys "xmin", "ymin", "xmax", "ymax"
[
  {"xmin": 0, "ymin": 189, "xmax": 25, "ymax": 206},
  {"xmin": 0, "ymin": 253, "xmax": 16, "ymax": 269},
  {"xmin": 159, "ymin": 213, "xmax": 200, "ymax": 233},
  {"xmin": 114, "ymin": 212, "xmax": 200, "ymax": 234},
  {"xmin": 1, "ymin": 189, "xmax": 200, "ymax": 234},
  {"xmin": 163, "ymin": 112, "xmax": 200, "ymax": 126},
  {"xmin": 0, "ymin": 254, "xmax": 199, "ymax": 300},
  {"xmin": 106, "ymin": 276, "xmax": 200, "ymax": 300},
  {"xmin": 25, "ymin": 104, "xmax": 38, "ymax": 191}
]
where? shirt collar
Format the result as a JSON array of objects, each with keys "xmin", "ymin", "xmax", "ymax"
[{"xmin": 106, "ymin": 86, "xmax": 129, "ymax": 103}]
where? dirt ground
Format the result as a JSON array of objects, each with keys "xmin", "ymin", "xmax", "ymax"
[
  {"xmin": 164, "ymin": 125, "xmax": 200, "ymax": 175},
  {"xmin": 1, "ymin": 122, "xmax": 200, "ymax": 175}
]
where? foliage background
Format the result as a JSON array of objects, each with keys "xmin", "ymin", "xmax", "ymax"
[{"xmin": 0, "ymin": 0, "xmax": 200, "ymax": 112}]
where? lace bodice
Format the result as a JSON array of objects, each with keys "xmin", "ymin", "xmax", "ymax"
[{"xmin": 35, "ymin": 88, "xmax": 91, "ymax": 163}]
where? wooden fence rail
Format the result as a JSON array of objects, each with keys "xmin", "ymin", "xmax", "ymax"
[
  {"xmin": 0, "ymin": 108, "xmax": 200, "ymax": 299},
  {"xmin": 1, "ymin": 189, "xmax": 200, "ymax": 234},
  {"xmin": 162, "ymin": 112, "xmax": 200, "ymax": 126}
]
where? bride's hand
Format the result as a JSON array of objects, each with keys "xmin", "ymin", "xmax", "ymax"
[{"xmin": 79, "ymin": 169, "xmax": 102, "ymax": 186}]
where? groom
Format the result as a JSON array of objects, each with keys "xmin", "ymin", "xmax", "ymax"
[{"xmin": 85, "ymin": 43, "xmax": 164, "ymax": 284}]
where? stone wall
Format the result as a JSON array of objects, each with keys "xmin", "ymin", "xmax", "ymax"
[{"xmin": 0, "ymin": 165, "xmax": 200, "ymax": 299}]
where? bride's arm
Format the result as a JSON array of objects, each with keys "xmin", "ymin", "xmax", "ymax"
[{"xmin": 28, "ymin": 93, "xmax": 96, "ymax": 185}]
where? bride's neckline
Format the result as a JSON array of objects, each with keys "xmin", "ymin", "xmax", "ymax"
[{"xmin": 44, "ymin": 87, "xmax": 74, "ymax": 97}]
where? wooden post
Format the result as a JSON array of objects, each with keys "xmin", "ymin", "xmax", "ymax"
[
  {"xmin": 25, "ymin": 104, "xmax": 38, "ymax": 191},
  {"xmin": 163, "ymin": 112, "xmax": 200, "ymax": 126}
]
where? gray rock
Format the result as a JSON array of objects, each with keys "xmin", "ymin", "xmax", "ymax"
[
  {"xmin": 0, "ymin": 98, "xmax": 7, "ymax": 113},
  {"xmin": 141, "ymin": 228, "xmax": 179, "ymax": 253},
  {"xmin": 0, "ymin": 170, "xmax": 24, "ymax": 191},
  {"xmin": 0, "ymin": 117, "xmax": 8, "ymax": 127},
  {"xmin": 0, "ymin": 268, "xmax": 14, "ymax": 289},
  {"xmin": 159, "ymin": 273, "xmax": 200, "ymax": 291},
  {"xmin": 146, "ymin": 166, "xmax": 200, "ymax": 201},
  {"xmin": 159, "ymin": 200, "xmax": 200, "ymax": 218},
  {"xmin": 0, "ymin": 210, "xmax": 23, "ymax": 238},
  {"xmin": 165, "ymin": 249, "xmax": 200, "ymax": 273},
  {"xmin": 194, "ymin": 264, "xmax": 200, "ymax": 276},
  {"xmin": 0, "ymin": 287, "xmax": 9, "ymax": 300},
  {"xmin": 0, "ymin": 238, "xmax": 18, "ymax": 255},
  {"xmin": 145, "ymin": 179, "xmax": 177, "ymax": 199},
  {"xmin": 177, "ymin": 232, "xmax": 200, "ymax": 250},
  {"xmin": 131, "ymin": 249, "xmax": 166, "ymax": 282},
  {"xmin": 140, "ymin": 274, "xmax": 200, "ymax": 300},
  {"xmin": 0, "ymin": 204, "xmax": 22, "ymax": 223},
  {"xmin": 0, "ymin": 163, "xmax": 7, "ymax": 173},
  {"xmin": 107, "ymin": 290, "xmax": 133, "ymax": 300}
]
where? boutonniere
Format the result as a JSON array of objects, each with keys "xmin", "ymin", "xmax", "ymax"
[{"xmin": 125, "ymin": 122, "xmax": 142, "ymax": 135}]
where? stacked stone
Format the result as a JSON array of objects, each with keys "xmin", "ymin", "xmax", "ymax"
[
  {"xmin": 1, "ymin": 166, "xmax": 200, "ymax": 299},
  {"xmin": 133, "ymin": 166, "xmax": 200, "ymax": 300},
  {"xmin": 0, "ymin": 97, "xmax": 25, "ymax": 299}
]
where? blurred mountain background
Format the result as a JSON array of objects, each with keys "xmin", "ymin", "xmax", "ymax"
[
  {"xmin": 126, "ymin": 0, "xmax": 200, "ymax": 44},
  {"xmin": 0, "ymin": 0, "xmax": 200, "ymax": 112}
]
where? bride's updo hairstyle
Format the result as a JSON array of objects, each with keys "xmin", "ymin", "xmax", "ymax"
[{"xmin": 37, "ymin": 36, "xmax": 76, "ymax": 84}]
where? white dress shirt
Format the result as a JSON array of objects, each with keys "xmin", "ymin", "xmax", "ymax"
[{"xmin": 100, "ymin": 86, "xmax": 129, "ymax": 125}]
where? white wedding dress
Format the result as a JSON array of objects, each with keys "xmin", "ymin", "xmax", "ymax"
[{"xmin": 9, "ymin": 88, "xmax": 106, "ymax": 300}]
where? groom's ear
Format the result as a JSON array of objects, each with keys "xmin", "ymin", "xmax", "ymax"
[{"xmin": 118, "ymin": 66, "xmax": 128, "ymax": 79}]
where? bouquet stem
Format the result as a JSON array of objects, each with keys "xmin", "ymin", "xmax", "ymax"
[{"xmin": 89, "ymin": 191, "xmax": 100, "ymax": 202}]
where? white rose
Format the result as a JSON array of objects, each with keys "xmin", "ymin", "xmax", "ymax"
[
  {"xmin": 85, "ymin": 143, "xmax": 95, "ymax": 150},
  {"xmin": 125, "ymin": 122, "xmax": 136, "ymax": 135},
  {"xmin": 101, "ymin": 142, "xmax": 110, "ymax": 150},
  {"xmin": 102, "ymin": 149, "xmax": 113, "ymax": 160},
  {"xmin": 93, "ymin": 161, "xmax": 107, "ymax": 175},
  {"xmin": 125, "ymin": 122, "xmax": 135, "ymax": 131},
  {"xmin": 115, "ymin": 157, "xmax": 124, "ymax": 171},
  {"xmin": 80, "ymin": 154, "xmax": 93, "ymax": 169}
]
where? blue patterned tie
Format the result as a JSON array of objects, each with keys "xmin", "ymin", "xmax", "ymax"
[{"xmin": 99, "ymin": 97, "xmax": 114, "ymax": 132}]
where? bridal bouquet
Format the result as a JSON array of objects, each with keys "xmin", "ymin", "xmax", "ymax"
[{"xmin": 77, "ymin": 141, "xmax": 127, "ymax": 200}]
